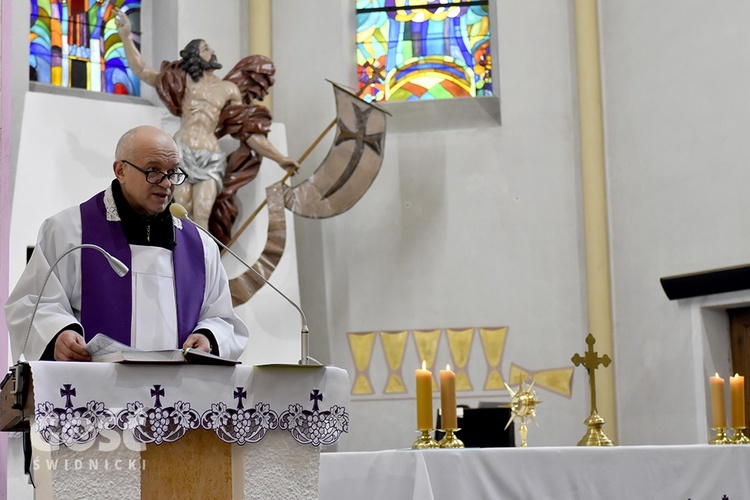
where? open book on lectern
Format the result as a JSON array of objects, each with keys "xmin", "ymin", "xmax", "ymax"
[{"xmin": 85, "ymin": 333, "xmax": 240, "ymax": 365}]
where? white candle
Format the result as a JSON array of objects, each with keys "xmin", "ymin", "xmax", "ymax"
[
  {"xmin": 730, "ymin": 373, "xmax": 745, "ymax": 428},
  {"xmin": 710, "ymin": 373, "xmax": 726, "ymax": 428},
  {"xmin": 440, "ymin": 364, "xmax": 457, "ymax": 429},
  {"xmin": 416, "ymin": 361, "xmax": 433, "ymax": 430}
]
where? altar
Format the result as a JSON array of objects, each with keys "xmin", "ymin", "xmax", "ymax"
[{"xmin": 318, "ymin": 445, "xmax": 750, "ymax": 499}]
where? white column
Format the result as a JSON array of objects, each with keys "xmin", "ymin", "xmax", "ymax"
[
  {"xmin": 573, "ymin": 0, "xmax": 618, "ymax": 442},
  {"xmin": 248, "ymin": 0, "xmax": 273, "ymax": 113}
]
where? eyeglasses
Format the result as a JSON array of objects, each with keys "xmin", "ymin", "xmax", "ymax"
[{"xmin": 120, "ymin": 159, "xmax": 188, "ymax": 186}]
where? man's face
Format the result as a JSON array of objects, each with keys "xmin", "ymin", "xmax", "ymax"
[
  {"xmin": 116, "ymin": 134, "xmax": 181, "ymax": 217},
  {"xmin": 199, "ymin": 41, "xmax": 215, "ymax": 63},
  {"xmin": 198, "ymin": 40, "xmax": 222, "ymax": 71}
]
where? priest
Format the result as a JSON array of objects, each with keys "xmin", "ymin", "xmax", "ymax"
[{"xmin": 5, "ymin": 125, "xmax": 249, "ymax": 361}]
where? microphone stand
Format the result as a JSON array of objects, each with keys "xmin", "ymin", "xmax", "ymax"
[
  {"xmin": 19, "ymin": 244, "xmax": 129, "ymax": 359},
  {"xmin": 176, "ymin": 210, "xmax": 320, "ymax": 365},
  {"xmin": 1, "ymin": 244, "xmax": 128, "ymax": 431}
]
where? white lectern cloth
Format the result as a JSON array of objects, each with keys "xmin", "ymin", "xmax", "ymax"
[{"xmin": 29, "ymin": 361, "xmax": 349, "ymax": 448}]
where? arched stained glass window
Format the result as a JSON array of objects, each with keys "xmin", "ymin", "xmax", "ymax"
[
  {"xmin": 30, "ymin": 0, "xmax": 142, "ymax": 96},
  {"xmin": 356, "ymin": 0, "xmax": 492, "ymax": 103}
]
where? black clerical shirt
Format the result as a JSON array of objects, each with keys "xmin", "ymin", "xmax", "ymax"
[{"xmin": 111, "ymin": 179, "xmax": 176, "ymax": 250}]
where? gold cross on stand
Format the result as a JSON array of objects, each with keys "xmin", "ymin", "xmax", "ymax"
[{"xmin": 571, "ymin": 333, "xmax": 614, "ymax": 446}]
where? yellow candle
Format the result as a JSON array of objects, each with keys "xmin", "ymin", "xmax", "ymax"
[
  {"xmin": 731, "ymin": 373, "xmax": 745, "ymax": 428},
  {"xmin": 416, "ymin": 361, "xmax": 434, "ymax": 430},
  {"xmin": 440, "ymin": 364, "xmax": 457, "ymax": 429},
  {"xmin": 710, "ymin": 373, "xmax": 726, "ymax": 428}
]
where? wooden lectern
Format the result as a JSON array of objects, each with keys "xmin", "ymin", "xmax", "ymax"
[{"xmin": 1, "ymin": 363, "xmax": 33, "ymax": 432}]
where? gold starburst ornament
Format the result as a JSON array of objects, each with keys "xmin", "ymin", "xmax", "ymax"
[{"xmin": 504, "ymin": 380, "xmax": 541, "ymax": 447}]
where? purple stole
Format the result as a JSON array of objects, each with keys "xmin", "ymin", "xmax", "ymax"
[{"xmin": 79, "ymin": 191, "xmax": 205, "ymax": 347}]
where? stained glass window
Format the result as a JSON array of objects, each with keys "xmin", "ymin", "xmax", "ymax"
[
  {"xmin": 30, "ymin": 0, "xmax": 142, "ymax": 96},
  {"xmin": 356, "ymin": 0, "xmax": 492, "ymax": 103}
]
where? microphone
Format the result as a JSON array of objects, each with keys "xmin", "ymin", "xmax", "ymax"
[
  {"xmin": 19, "ymin": 244, "xmax": 129, "ymax": 360},
  {"xmin": 170, "ymin": 203, "xmax": 319, "ymax": 365}
]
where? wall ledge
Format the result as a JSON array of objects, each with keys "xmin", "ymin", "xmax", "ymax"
[
  {"xmin": 29, "ymin": 82, "xmax": 152, "ymax": 106},
  {"xmin": 382, "ymin": 96, "xmax": 501, "ymax": 133}
]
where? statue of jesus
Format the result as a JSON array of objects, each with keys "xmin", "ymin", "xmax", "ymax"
[{"xmin": 115, "ymin": 8, "xmax": 298, "ymax": 236}]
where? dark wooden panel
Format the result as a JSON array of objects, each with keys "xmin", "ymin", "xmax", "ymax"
[{"xmin": 728, "ymin": 307, "xmax": 750, "ymax": 426}]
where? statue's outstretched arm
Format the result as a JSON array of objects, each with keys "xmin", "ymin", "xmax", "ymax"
[
  {"xmin": 246, "ymin": 134, "xmax": 300, "ymax": 174},
  {"xmin": 114, "ymin": 7, "xmax": 158, "ymax": 86}
]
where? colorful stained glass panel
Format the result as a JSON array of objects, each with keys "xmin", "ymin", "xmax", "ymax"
[
  {"xmin": 30, "ymin": 0, "xmax": 142, "ymax": 96},
  {"xmin": 356, "ymin": 0, "xmax": 492, "ymax": 103}
]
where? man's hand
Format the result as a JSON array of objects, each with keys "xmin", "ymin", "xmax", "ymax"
[
  {"xmin": 54, "ymin": 330, "xmax": 91, "ymax": 361},
  {"xmin": 114, "ymin": 7, "xmax": 132, "ymax": 38},
  {"xmin": 280, "ymin": 158, "xmax": 300, "ymax": 175},
  {"xmin": 183, "ymin": 333, "xmax": 211, "ymax": 353}
]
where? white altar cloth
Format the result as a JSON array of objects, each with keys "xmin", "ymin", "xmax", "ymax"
[{"xmin": 318, "ymin": 445, "xmax": 750, "ymax": 499}]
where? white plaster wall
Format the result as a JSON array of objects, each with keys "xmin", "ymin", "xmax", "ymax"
[
  {"xmin": 600, "ymin": 2, "xmax": 750, "ymax": 444},
  {"xmin": 175, "ymin": 0, "xmax": 242, "ymax": 68},
  {"xmin": 272, "ymin": 0, "xmax": 591, "ymax": 450}
]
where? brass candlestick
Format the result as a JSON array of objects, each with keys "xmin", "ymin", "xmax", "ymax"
[
  {"xmin": 709, "ymin": 427, "xmax": 731, "ymax": 445},
  {"xmin": 412, "ymin": 429, "xmax": 439, "ymax": 449},
  {"xmin": 572, "ymin": 333, "xmax": 614, "ymax": 446},
  {"xmin": 577, "ymin": 410, "xmax": 612, "ymax": 446},
  {"xmin": 731, "ymin": 427, "xmax": 749, "ymax": 444},
  {"xmin": 438, "ymin": 428, "xmax": 464, "ymax": 448}
]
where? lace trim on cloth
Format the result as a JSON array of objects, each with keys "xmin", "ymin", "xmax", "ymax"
[
  {"xmin": 103, "ymin": 186, "xmax": 120, "ymax": 222},
  {"xmin": 35, "ymin": 384, "xmax": 349, "ymax": 447}
]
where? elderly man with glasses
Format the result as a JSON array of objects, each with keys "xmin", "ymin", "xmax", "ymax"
[{"xmin": 5, "ymin": 125, "xmax": 249, "ymax": 363}]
